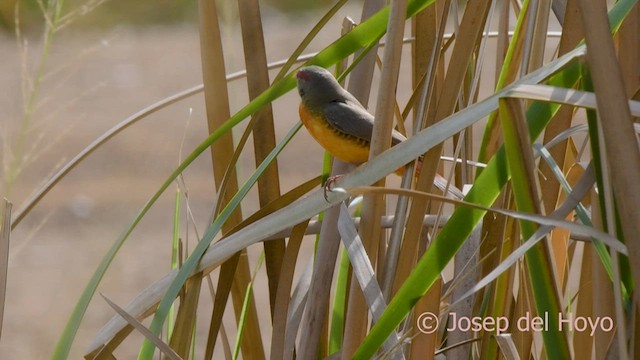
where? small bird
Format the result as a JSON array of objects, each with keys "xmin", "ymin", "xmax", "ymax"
[
  {"xmin": 296, "ymin": 65, "xmax": 411, "ymax": 172},
  {"xmin": 295, "ymin": 66, "xmax": 463, "ymax": 201}
]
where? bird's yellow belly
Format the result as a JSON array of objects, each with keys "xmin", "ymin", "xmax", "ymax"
[{"xmin": 299, "ymin": 104, "xmax": 370, "ymax": 164}]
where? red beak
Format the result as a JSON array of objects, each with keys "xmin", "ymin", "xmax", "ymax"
[{"xmin": 296, "ymin": 70, "xmax": 310, "ymax": 81}]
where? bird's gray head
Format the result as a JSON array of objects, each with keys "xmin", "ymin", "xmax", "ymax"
[{"xmin": 296, "ymin": 66, "xmax": 347, "ymax": 107}]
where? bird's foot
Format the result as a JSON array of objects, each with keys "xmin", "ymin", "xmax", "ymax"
[{"xmin": 323, "ymin": 174, "xmax": 344, "ymax": 202}]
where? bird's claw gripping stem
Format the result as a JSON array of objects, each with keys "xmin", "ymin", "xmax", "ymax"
[{"xmin": 323, "ymin": 175, "xmax": 344, "ymax": 202}]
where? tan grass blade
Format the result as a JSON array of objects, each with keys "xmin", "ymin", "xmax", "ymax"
[
  {"xmin": 536, "ymin": 0, "xmax": 585, "ymax": 293},
  {"xmin": 203, "ymin": 277, "xmax": 233, "ymax": 359},
  {"xmin": 269, "ymin": 221, "xmax": 309, "ymax": 360},
  {"xmin": 538, "ymin": 0, "xmax": 583, "ymax": 222},
  {"xmin": 572, "ymin": 241, "xmax": 594, "ymax": 359},
  {"xmin": 495, "ymin": 0, "xmax": 510, "ymax": 81},
  {"xmin": 617, "ymin": 3, "xmax": 640, "ymax": 97},
  {"xmin": 345, "ymin": 0, "xmax": 385, "ymax": 104},
  {"xmin": 409, "ymin": 277, "xmax": 442, "ymax": 360},
  {"xmin": 422, "ymin": 0, "xmax": 492, "ymax": 190},
  {"xmin": 397, "ymin": 4, "xmax": 453, "ymax": 355},
  {"xmin": 590, "ymin": 193, "xmax": 617, "ymax": 359},
  {"xmin": 295, "ymin": 32, "xmax": 357, "ymax": 358},
  {"xmin": 230, "ymin": 176, "xmax": 321, "ymax": 235},
  {"xmin": 0, "ymin": 200, "xmax": 10, "ymax": 340},
  {"xmin": 100, "ymin": 294, "xmax": 182, "ymax": 360},
  {"xmin": 300, "ymin": 2, "xmax": 382, "ymax": 356},
  {"xmin": 383, "ymin": 0, "xmax": 447, "ymax": 306},
  {"xmin": 86, "ymin": 272, "xmax": 176, "ymax": 357},
  {"xmin": 513, "ymin": 265, "xmax": 535, "ymax": 359},
  {"xmin": 548, "ymin": 144, "xmax": 578, "ymax": 289},
  {"xmin": 399, "ymin": 0, "xmax": 493, "ymax": 298},
  {"xmin": 204, "ymin": 254, "xmax": 238, "ymax": 360},
  {"xmin": 89, "ymin": 326, "xmax": 134, "ymax": 359},
  {"xmin": 198, "ymin": 1, "xmax": 263, "ymax": 358},
  {"xmin": 336, "ymin": 204, "xmax": 402, "ymax": 357},
  {"xmin": 167, "ymin": 274, "xmax": 202, "ymax": 358},
  {"xmin": 370, "ymin": 0, "xmax": 409, "ymax": 158},
  {"xmin": 393, "ymin": 2, "xmax": 448, "ymax": 355},
  {"xmin": 297, "ymin": 12, "xmax": 363, "ymax": 354},
  {"xmin": 298, "ymin": 198, "xmax": 345, "ymax": 359},
  {"xmin": 238, "ymin": 0, "xmax": 284, "ymax": 314},
  {"xmin": 578, "ymin": 0, "xmax": 640, "ymax": 325},
  {"xmin": 480, "ymin": 200, "xmax": 517, "ymax": 359},
  {"xmin": 448, "ymin": 223, "xmax": 482, "ymax": 359},
  {"xmin": 592, "ymin": 92, "xmax": 625, "ymax": 360},
  {"xmin": 501, "ymin": 95, "xmax": 570, "ymax": 356},
  {"xmin": 524, "ymin": 0, "xmax": 551, "ymax": 73},
  {"xmin": 479, "ymin": 0, "xmax": 529, "ymax": 163},
  {"xmin": 284, "ymin": 259, "xmax": 314, "ymax": 360},
  {"xmin": 228, "ymin": 262, "xmax": 262, "ymax": 359},
  {"xmin": 383, "ymin": 0, "xmax": 438, "ymax": 302},
  {"xmin": 342, "ymin": 0, "xmax": 410, "ymax": 355},
  {"xmin": 408, "ymin": 2, "xmax": 494, "ymax": 354},
  {"xmin": 224, "ymin": 177, "xmax": 320, "ymax": 360}
]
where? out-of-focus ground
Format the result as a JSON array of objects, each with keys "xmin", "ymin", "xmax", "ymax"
[{"xmin": 0, "ymin": 3, "xmax": 560, "ymax": 358}]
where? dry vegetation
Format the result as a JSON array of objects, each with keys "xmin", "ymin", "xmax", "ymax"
[{"xmin": 2, "ymin": 0, "xmax": 640, "ymax": 359}]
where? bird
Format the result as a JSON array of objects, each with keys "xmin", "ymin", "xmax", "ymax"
[
  {"xmin": 295, "ymin": 65, "xmax": 412, "ymax": 172},
  {"xmin": 295, "ymin": 66, "xmax": 464, "ymax": 201}
]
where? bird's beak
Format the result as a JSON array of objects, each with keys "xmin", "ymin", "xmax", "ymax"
[{"xmin": 296, "ymin": 70, "xmax": 309, "ymax": 81}]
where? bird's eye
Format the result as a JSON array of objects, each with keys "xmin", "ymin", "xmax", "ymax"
[{"xmin": 299, "ymin": 88, "xmax": 305, "ymax": 97}]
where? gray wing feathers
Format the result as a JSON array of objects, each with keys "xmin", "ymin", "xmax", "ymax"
[
  {"xmin": 323, "ymin": 101, "xmax": 376, "ymax": 142},
  {"xmin": 323, "ymin": 100, "xmax": 407, "ymax": 145}
]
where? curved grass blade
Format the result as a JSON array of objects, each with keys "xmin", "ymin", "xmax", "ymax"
[{"xmin": 100, "ymin": 294, "xmax": 181, "ymax": 360}]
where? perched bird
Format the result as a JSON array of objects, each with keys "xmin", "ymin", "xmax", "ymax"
[
  {"xmin": 295, "ymin": 65, "xmax": 410, "ymax": 170},
  {"xmin": 295, "ymin": 66, "xmax": 463, "ymax": 200}
]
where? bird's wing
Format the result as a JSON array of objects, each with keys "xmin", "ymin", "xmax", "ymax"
[
  {"xmin": 323, "ymin": 100, "xmax": 408, "ymax": 145},
  {"xmin": 323, "ymin": 100, "xmax": 375, "ymax": 142}
]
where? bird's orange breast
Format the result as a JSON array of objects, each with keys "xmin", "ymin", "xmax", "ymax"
[{"xmin": 299, "ymin": 103, "xmax": 371, "ymax": 164}]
